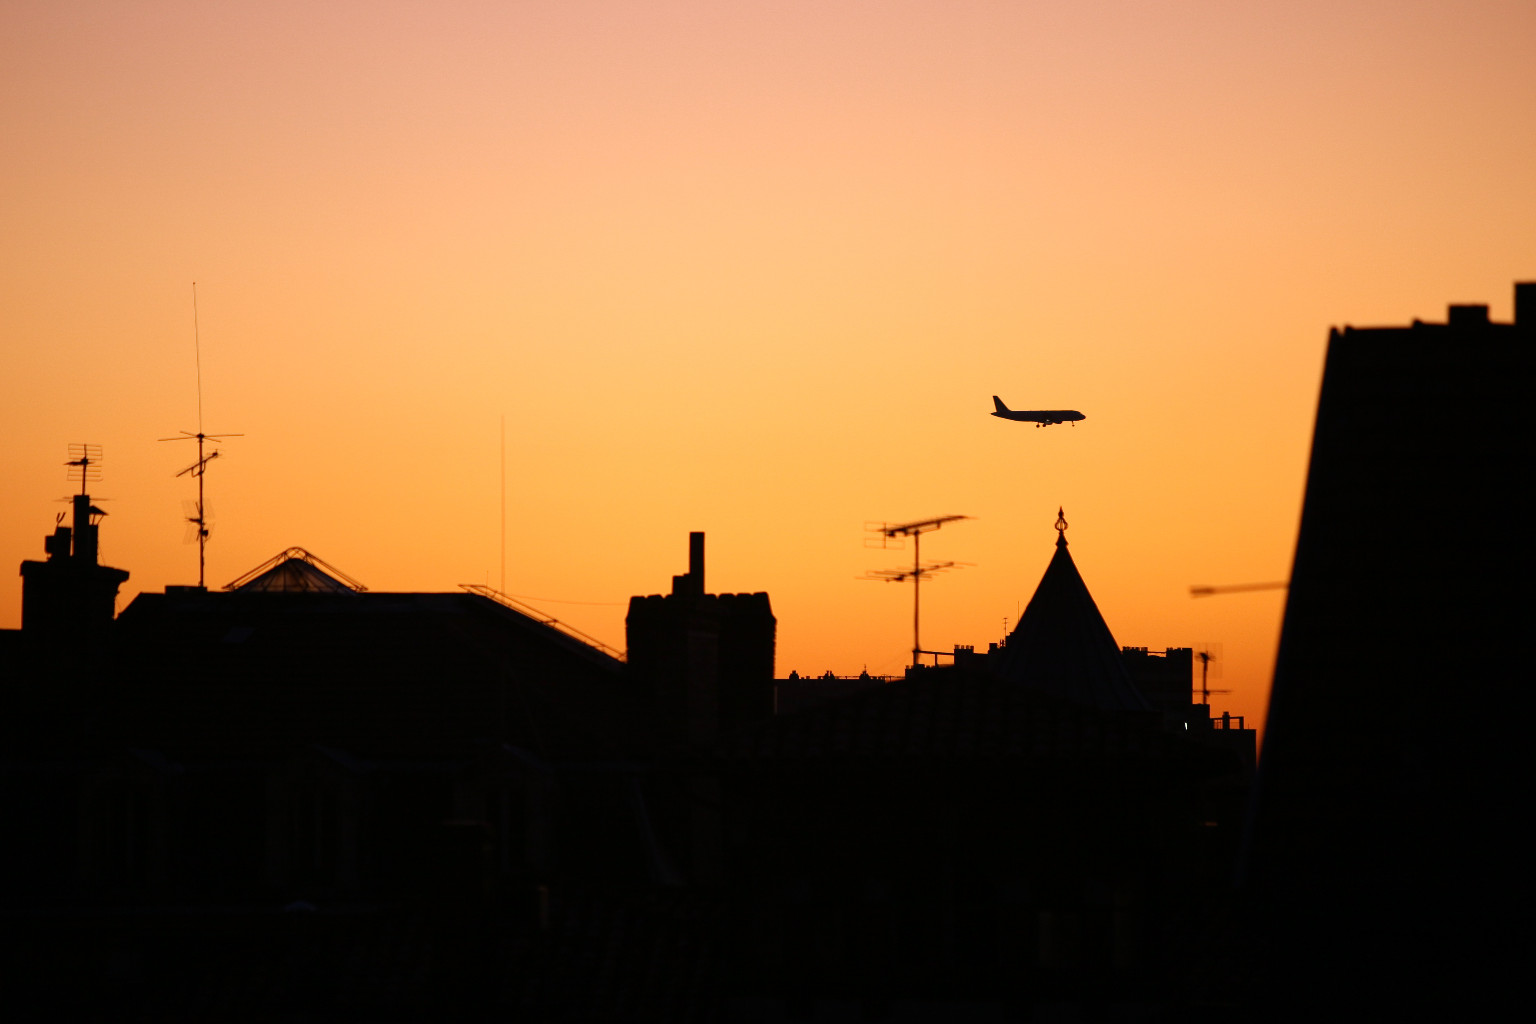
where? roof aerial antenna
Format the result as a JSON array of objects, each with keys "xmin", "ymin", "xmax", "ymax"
[
  {"xmin": 60, "ymin": 444, "xmax": 111, "ymax": 564},
  {"xmin": 862, "ymin": 514, "xmax": 973, "ymax": 669},
  {"xmin": 160, "ymin": 282, "xmax": 243, "ymax": 589},
  {"xmin": 1194, "ymin": 643, "xmax": 1229, "ymax": 706},
  {"xmin": 65, "ymin": 443, "xmax": 103, "ymax": 497}
]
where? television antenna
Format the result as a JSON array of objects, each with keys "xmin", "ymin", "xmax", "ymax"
[
  {"xmin": 863, "ymin": 514, "xmax": 971, "ymax": 668},
  {"xmin": 65, "ymin": 443, "xmax": 104, "ymax": 494},
  {"xmin": 1194, "ymin": 644, "xmax": 1229, "ymax": 705},
  {"xmin": 51, "ymin": 444, "xmax": 112, "ymax": 564},
  {"xmin": 181, "ymin": 498, "xmax": 214, "ymax": 544},
  {"xmin": 160, "ymin": 283, "xmax": 242, "ymax": 588}
]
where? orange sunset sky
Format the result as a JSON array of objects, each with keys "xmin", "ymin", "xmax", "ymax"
[{"xmin": 4, "ymin": 1, "xmax": 1533, "ymax": 735}]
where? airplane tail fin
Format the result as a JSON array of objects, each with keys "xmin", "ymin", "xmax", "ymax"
[{"xmin": 992, "ymin": 396, "xmax": 1009, "ymax": 414}]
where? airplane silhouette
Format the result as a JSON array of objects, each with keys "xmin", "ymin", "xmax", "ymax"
[{"xmin": 990, "ymin": 396, "xmax": 1085, "ymax": 427}]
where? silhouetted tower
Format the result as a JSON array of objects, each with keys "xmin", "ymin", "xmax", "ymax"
[
  {"xmin": 19, "ymin": 445, "xmax": 131, "ymax": 647},
  {"xmin": 626, "ymin": 532, "xmax": 776, "ymax": 749},
  {"xmin": 995, "ymin": 508, "xmax": 1152, "ymax": 712}
]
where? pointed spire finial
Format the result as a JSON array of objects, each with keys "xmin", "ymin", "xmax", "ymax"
[{"xmin": 1055, "ymin": 507, "xmax": 1068, "ymax": 546}]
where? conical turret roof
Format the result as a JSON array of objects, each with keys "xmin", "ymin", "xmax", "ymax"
[{"xmin": 996, "ymin": 511, "xmax": 1151, "ymax": 712}]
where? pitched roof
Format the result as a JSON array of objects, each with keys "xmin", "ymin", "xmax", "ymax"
[
  {"xmin": 108, "ymin": 588, "xmax": 637, "ymax": 760},
  {"xmin": 994, "ymin": 516, "xmax": 1152, "ymax": 712}
]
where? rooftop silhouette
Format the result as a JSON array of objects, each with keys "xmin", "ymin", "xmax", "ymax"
[
  {"xmin": 17, "ymin": 269, "xmax": 1524, "ymax": 1020},
  {"xmin": 2, "ymin": 496, "xmax": 1250, "ymax": 1017},
  {"xmin": 1237, "ymin": 281, "xmax": 1533, "ymax": 1016}
]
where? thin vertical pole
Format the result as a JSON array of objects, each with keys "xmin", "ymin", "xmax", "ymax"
[
  {"xmin": 193, "ymin": 283, "xmax": 206, "ymax": 588},
  {"xmin": 912, "ymin": 531, "xmax": 921, "ymax": 668},
  {"xmin": 197, "ymin": 434, "xmax": 206, "ymax": 588},
  {"xmin": 193, "ymin": 283, "xmax": 203, "ymax": 434},
  {"xmin": 500, "ymin": 415, "xmax": 506, "ymax": 594}
]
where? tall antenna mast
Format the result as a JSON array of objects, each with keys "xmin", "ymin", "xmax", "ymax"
[
  {"xmin": 160, "ymin": 283, "xmax": 242, "ymax": 588},
  {"xmin": 194, "ymin": 282, "xmax": 204, "ymax": 432},
  {"xmin": 864, "ymin": 514, "xmax": 972, "ymax": 668}
]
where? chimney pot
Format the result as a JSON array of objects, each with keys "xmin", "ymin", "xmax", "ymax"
[{"xmin": 689, "ymin": 532, "xmax": 705, "ymax": 595}]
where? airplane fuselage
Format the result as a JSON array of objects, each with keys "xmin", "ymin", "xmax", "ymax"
[{"xmin": 991, "ymin": 396, "xmax": 1084, "ymax": 427}]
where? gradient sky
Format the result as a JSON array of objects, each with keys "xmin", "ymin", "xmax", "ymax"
[{"xmin": 4, "ymin": 1, "xmax": 1533, "ymax": 735}]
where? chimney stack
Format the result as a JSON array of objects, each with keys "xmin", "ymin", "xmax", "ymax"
[
  {"xmin": 72, "ymin": 494, "xmax": 99, "ymax": 565},
  {"xmin": 20, "ymin": 492, "xmax": 129, "ymax": 645},
  {"xmin": 671, "ymin": 531, "xmax": 706, "ymax": 598},
  {"xmin": 628, "ymin": 532, "xmax": 776, "ymax": 750},
  {"xmin": 689, "ymin": 531, "xmax": 704, "ymax": 593}
]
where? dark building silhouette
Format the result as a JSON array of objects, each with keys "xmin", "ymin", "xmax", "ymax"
[
  {"xmin": 1, "ymin": 526, "xmax": 711, "ymax": 1018},
  {"xmin": 4, "ymin": 480, "xmax": 1254, "ymax": 1018},
  {"xmin": 720, "ymin": 515, "xmax": 1253, "ymax": 1018},
  {"xmin": 775, "ymin": 522, "xmax": 1257, "ymax": 771},
  {"xmin": 1238, "ymin": 282, "xmax": 1533, "ymax": 1016}
]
